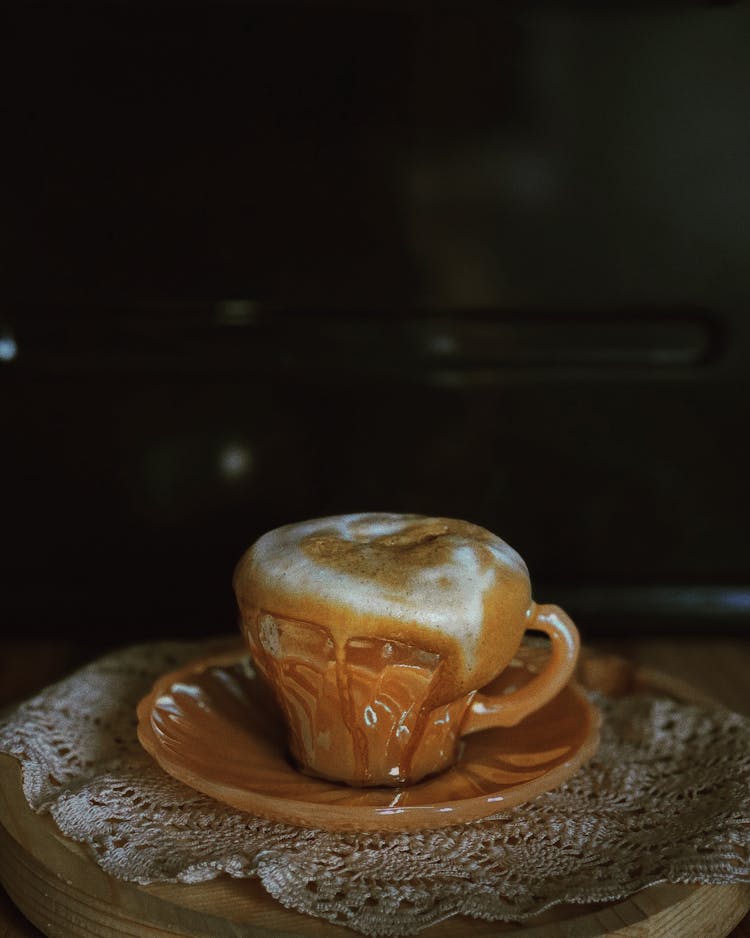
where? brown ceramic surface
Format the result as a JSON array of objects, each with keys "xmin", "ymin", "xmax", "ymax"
[
  {"xmin": 233, "ymin": 514, "xmax": 535, "ymax": 705},
  {"xmin": 136, "ymin": 643, "xmax": 600, "ymax": 831},
  {"xmin": 233, "ymin": 514, "xmax": 580, "ymax": 786}
]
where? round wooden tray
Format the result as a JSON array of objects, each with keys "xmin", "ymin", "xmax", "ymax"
[{"xmin": 1, "ymin": 663, "xmax": 749, "ymax": 938}]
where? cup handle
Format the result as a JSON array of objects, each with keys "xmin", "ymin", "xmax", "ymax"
[{"xmin": 462, "ymin": 603, "xmax": 580, "ymax": 734}]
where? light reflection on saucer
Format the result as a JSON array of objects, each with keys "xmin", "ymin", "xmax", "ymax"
[{"xmin": 137, "ymin": 644, "xmax": 600, "ymax": 832}]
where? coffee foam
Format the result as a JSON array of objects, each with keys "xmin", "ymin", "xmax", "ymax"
[{"xmin": 234, "ymin": 513, "xmax": 531, "ymax": 682}]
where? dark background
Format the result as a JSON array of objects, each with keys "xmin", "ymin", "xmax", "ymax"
[{"xmin": 2, "ymin": 0, "xmax": 750, "ymax": 642}]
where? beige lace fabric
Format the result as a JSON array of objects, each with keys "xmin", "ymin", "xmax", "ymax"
[{"xmin": 1, "ymin": 640, "xmax": 749, "ymax": 937}]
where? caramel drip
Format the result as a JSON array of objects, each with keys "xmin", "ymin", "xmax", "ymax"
[
  {"xmin": 247, "ymin": 611, "xmax": 465, "ymax": 786},
  {"xmin": 335, "ymin": 636, "xmax": 454, "ymax": 786},
  {"xmin": 234, "ymin": 514, "xmax": 533, "ymax": 703},
  {"xmin": 336, "ymin": 637, "xmax": 369, "ymax": 785},
  {"xmin": 245, "ymin": 618, "xmax": 303, "ymax": 762},
  {"xmin": 249, "ymin": 611, "xmax": 348, "ymax": 777},
  {"xmin": 398, "ymin": 661, "xmax": 446, "ymax": 784}
]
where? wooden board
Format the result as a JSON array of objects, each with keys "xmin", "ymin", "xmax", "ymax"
[{"xmin": 1, "ymin": 665, "xmax": 749, "ymax": 938}]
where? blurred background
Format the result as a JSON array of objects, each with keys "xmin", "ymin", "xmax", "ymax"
[{"xmin": 2, "ymin": 0, "xmax": 750, "ymax": 642}]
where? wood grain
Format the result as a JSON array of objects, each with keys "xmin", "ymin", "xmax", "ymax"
[{"xmin": 1, "ymin": 639, "xmax": 749, "ymax": 938}]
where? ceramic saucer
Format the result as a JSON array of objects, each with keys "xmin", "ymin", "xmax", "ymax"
[{"xmin": 137, "ymin": 643, "xmax": 600, "ymax": 832}]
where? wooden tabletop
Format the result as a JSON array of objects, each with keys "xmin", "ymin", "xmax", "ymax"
[{"xmin": 1, "ymin": 637, "xmax": 749, "ymax": 938}]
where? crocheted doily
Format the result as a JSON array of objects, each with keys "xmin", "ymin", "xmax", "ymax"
[{"xmin": 1, "ymin": 640, "xmax": 748, "ymax": 937}]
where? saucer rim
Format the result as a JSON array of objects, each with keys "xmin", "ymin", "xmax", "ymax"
[{"xmin": 137, "ymin": 645, "xmax": 601, "ymax": 832}]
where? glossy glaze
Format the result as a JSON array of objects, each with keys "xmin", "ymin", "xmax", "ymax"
[
  {"xmin": 234, "ymin": 514, "xmax": 580, "ymax": 785},
  {"xmin": 136, "ymin": 643, "xmax": 600, "ymax": 832},
  {"xmin": 233, "ymin": 513, "xmax": 533, "ymax": 702},
  {"xmin": 245, "ymin": 617, "xmax": 472, "ymax": 785}
]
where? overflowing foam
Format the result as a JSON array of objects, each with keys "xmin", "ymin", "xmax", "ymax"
[{"xmin": 235, "ymin": 513, "xmax": 530, "ymax": 674}]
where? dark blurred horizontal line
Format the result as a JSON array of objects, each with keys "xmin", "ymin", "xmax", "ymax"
[
  {"xmin": 546, "ymin": 584, "xmax": 750, "ymax": 622},
  {"xmin": 1, "ymin": 582, "xmax": 748, "ymax": 638},
  {"xmin": 1, "ymin": 309, "xmax": 716, "ymax": 377}
]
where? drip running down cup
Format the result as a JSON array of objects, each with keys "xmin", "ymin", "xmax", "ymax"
[{"xmin": 233, "ymin": 513, "xmax": 580, "ymax": 787}]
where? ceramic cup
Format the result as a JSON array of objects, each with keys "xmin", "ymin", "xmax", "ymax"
[{"xmin": 233, "ymin": 513, "xmax": 580, "ymax": 787}]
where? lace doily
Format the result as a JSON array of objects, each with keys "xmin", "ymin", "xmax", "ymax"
[{"xmin": 1, "ymin": 640, "xmax": 749, "ymax": 937}]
